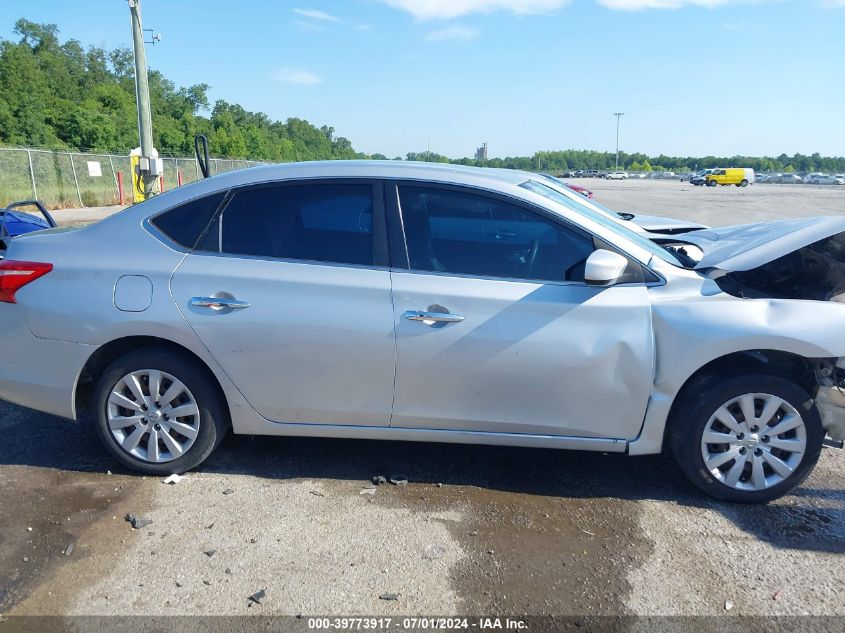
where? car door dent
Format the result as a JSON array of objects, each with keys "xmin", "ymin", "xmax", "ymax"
[{"xmin": 390, "ymin": 272, "xmax": 654, "ymax": 439}]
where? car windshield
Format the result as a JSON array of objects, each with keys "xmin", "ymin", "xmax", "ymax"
[
  {"xmin": 538, "ymin": 174, "xmax": 636, "ymax": 221},
  {"xmin": 520, "ymin": 179, "xmax": 684, "ymax": 267}
]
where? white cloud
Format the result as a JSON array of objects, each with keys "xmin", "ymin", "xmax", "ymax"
[
  {"xmin": 598, "ymin": 0, "xmax": 758, "ymax": 9},
  {"xmin": 425, "ymin": 25, "xmax": 480, "ymax": 41},
  {"xmin": 273, "ymin": 68, "xmax": 322, "ymax": 85},
  {"xmin": 376, "ymin": 0, "xmax": 570, "ymax": 20},
  {"xmin": 294, "ymin": 20, "xmax": 328, "ymax": 31},
  {"xmin": 823, "ymin": 0, "xmax": 845, "ymax": 6},
  {"xmin": 292, "ymin": 8, "xmax": 340, "ymax": 22}
]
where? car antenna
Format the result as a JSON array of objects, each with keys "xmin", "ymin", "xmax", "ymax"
[{"xmin": 195, "ymin": 134, "xmax": 211, "ymax": 179}]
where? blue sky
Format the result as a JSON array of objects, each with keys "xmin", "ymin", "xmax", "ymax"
[{"xmin": 2, "ymin": 0, "xmax": 844, "ymax": 158}]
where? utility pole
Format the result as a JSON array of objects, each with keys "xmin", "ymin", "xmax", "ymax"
[
  {"xmin": 128, "ymin": 0, "xmax": 159, "ymax": 198},
  {"xmin": 613, "ymin": 112, "xmax": 624, "ymax": 169}
]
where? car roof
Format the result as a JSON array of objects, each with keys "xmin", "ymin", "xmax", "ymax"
[{"xmin": 207, "ymin": 160, "xmax": 531, "ymax": 188}]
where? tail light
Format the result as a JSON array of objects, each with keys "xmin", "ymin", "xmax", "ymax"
[{"xmin": 0, "ymin": 260, "xmax": 53, "ymax": 304}]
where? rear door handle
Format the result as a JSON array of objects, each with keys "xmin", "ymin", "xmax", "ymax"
[
  {"xmin": 191, "ymin": 296, "xmax": 250, "ymax": 310},
  {"xmin": 402, "ymin": 310, "xmax": 464, "ymax": 325}
]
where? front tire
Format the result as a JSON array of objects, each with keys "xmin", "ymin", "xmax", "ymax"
[
  {"xmin": 707, "ymin": 180, "xmax": 717, "ymax": 187},
  {"xmin": 92, "ymin": 348, "xmax": 228, "ymax": 475},
  {"xmin": 668, "ymin": 373, "xmax": 823, "ymax": 503}
]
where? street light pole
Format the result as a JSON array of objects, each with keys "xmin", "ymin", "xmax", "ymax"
[
  {"xmin": 128, "ymin": 0, "xmax": 157, "ymax": 198},
  {"xmin": 613, "ymin": 112, "xmax": 624, "ymax": 169}
]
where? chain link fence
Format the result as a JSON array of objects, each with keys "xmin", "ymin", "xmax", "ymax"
[{"xmin": 0, "ymin": 147, "xmax": 265, "ymax": 209}]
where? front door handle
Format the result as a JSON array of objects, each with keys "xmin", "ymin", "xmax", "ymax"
[
  {"xmin": 402, "ymin": 310, "xmax": 464, "ymax": 325},
  {"xmin": 191, "ymin": 296, "xmax": 250, "ymax": 310}
]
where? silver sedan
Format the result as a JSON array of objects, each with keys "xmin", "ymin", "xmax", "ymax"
[{"xmin": 1, "ymin": 161, "xmax": 844, "ymax": 503}]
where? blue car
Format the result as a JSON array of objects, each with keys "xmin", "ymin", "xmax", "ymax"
[{"xmin": 0, "ymin": 201, "xmax": 56, "ymax": 253}]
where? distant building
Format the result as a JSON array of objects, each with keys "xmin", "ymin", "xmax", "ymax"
[{"xmin": 475, "ymin": 142, "xmax": 488, "ymax": 161}]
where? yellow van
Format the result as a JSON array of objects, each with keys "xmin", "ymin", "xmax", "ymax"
[{"xmin": 705, "ymin": 168, "xmax": 755, "ymax": 187}]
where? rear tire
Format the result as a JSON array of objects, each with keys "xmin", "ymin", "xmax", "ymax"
[
  {"xmin": 91, "ymin": 348, "xmax": 228, "ymax": 475},
  {"xmin": 740, "ymin": 179, "xmax": 749, "ymax": 187},
  {"xmin": 707, "ymin": 180, "xmax": 717, "ymax": 187},
  {"xmin": 668, "ymin": 373, "xmax": 823, "ymax": 503}
]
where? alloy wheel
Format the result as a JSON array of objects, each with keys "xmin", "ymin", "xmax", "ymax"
[
  {"xmin": 107, "ymin": 369, "xmax": 200, "ymax": 463},
  {"xmin": 700, "ymin": 393, "xmax": 806, "ymax": 491}
]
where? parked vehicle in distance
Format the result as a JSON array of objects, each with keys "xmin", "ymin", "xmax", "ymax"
[
  {"xmin": 705, "ymin": 168, "xmax": 755, "ymax": 188},
  {"xmin": 2, "ymin": 161, "xmax": 844, "ymax": 504},
  {"xmin": 689, "ymin": 169, "xmax": 717, "ymax": 186},
  {"xmin": 768, "ymin": 173, "xmax": 803, "ymax": 184},
  {"xmin": 583, "ymin": 169, "xmax": 600, "ymax": 178},
  {"xmin": 0, "ymin": 200, "xmax": 57, "ymax": 255},
  {"xmin": 565, "ymin": 184, "xmax": 594, "ymax": 199},
  {"xmin": 807, "ymin": 174, "xmax": 845, "ymax": 185},
  {"xmin": 606, "ymin": 171, "xmax": 628, "ymax": 180}
]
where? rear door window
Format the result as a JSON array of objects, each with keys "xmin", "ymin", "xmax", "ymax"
[{"xmin": 220, "ymin": 183, "xmax": 375, "ymax": 266}]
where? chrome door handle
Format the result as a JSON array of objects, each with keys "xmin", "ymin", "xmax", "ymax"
[
  {"xmin": 402, "ymin": 310, "xmax": 464, "ymax": 324},
  {"xmin": 191, "ymin": 296, "xmax": 250, "ymax": 310}
]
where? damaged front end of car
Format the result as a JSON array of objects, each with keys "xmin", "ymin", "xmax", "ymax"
[
  {"xmin": 659, "ymin": 219, "xmax": 845, "ymax": 447},
  {"xmin": 645, "ymin": 217, "xmax": 845, "ymax": 450},
  {"xmin": 814, "ymin": 359, "xmax": 845, "ymax": 446}
]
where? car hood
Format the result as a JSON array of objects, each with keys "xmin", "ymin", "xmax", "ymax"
[
  {"xmin": 678, "ymin": 216, "xmax": 845, "ymax": 272},
  {"xmin": 632, "ymin": 214, "xmax": 708, "ymax": 234}
]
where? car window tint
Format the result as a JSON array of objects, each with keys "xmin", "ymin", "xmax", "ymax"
[
  {"xmin": 151, "ymin": 192, "xmax": 225, "ymax": 249},
  {"xmin": 398, "ymin": 186, "xmax": 595, "ymax": 282},
  {"xmin": 221, "ymin": 183, "xmax": 374, "ymax": 266}
]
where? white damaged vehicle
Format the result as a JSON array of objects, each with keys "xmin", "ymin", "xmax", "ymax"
[{"xmin": 0, "ymin": 161, "xmax": 843, "ymax": 503}]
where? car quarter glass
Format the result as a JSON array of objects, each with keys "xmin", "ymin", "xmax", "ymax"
[
  {"xmin": 397, "ymin": 185, "xmax": 596, "ymax": 283},
  {"xmin": 150, "ymin": 192, "xmax": 226, "ymax": 250}
]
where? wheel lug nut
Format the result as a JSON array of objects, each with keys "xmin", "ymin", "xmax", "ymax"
[
  {"xmin": 154, "ymin": 423, "xmax": 161, "ymax": 430},
  {"xmin": 762, "ymin": 435, "xmax": 770, "ymax": 443},
  {"xmin": 750, "ymin": 426, "xmax": 759, "ymax": 432},
  {"xmin": 754, "ymin": 448, "xmax": 763, "ymax": 456},
  {"xmin": 737, "ymin": 433, "xmax": 745, "ymax": 440},
  {"xmin": 739, "ymin": 447, "xmax": 747, "ymax": 455}
]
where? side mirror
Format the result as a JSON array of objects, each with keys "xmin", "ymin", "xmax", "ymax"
[{"xmin": 584, "ymin": 249, "xmax": 629, "ymax": 286}]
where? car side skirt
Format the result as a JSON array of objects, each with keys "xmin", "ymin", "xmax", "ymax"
[{"xmin": 230, "ymin": 419, "xmax": 628, "ymax": 452}]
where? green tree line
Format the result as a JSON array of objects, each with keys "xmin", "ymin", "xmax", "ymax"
[
  {"xmin": 2, "ymin": 18, "xmax": 843, "ymax": 175},
  {"xmin": 410, "ymin": 150, "xmax": 845, "ymax": 175},
  {"xmin": 0, "ymin": 19, "xmax": 360, "ymax": 161}
]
